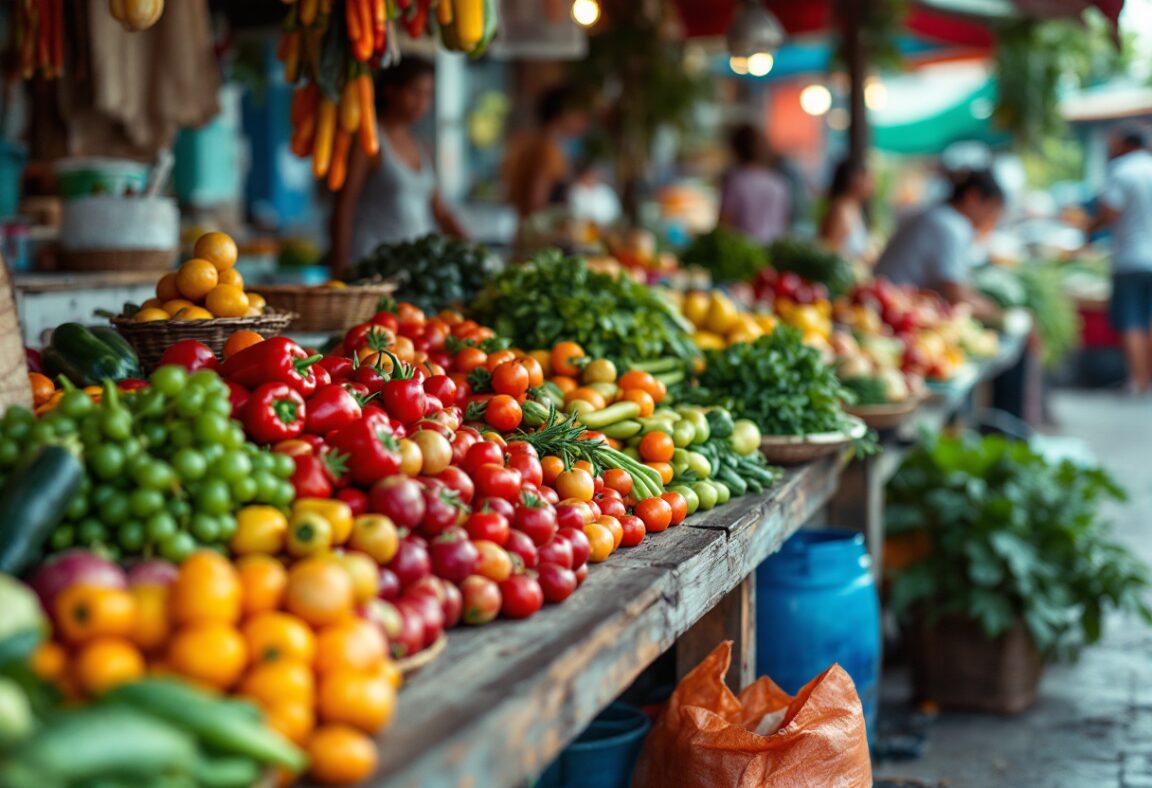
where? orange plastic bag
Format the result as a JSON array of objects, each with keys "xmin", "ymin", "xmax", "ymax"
[{"xmin": 632, "ymin": 641, "xmax": 872, "ymax": 788}]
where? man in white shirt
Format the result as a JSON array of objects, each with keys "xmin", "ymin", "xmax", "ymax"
[
  {"xmin": 874, "ymin": 170, "xmax": 1004, "ymax": 319},
  {"xmin": 1091, "ymin": 125, "xmax": 1152, "ymax": 394}
]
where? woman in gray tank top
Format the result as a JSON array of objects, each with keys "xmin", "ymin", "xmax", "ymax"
[{"xmin": 330, "ymin": 57, "xmax": 467, "ymax": 276}]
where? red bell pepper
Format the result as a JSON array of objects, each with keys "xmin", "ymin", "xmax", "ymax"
[
  {"xmin": 336, "ymin": 487, "xmax": 369, "ymax": 517},
  {"xmin": 319, "ymin": 355, "xmax": 354, "ymax": 381},
  {"xmin": 159, "ymin": 340, "xmax": 218, "ymax": 372},
  {"xmin": 292, "ymin": 453, "xmax": 339, "ymax": 498},
  {"xmin": 117, "ymin": 378, "xmax": 149, "ymax": 392},
  {"xmin": 226, "ymin": 381, "xmax": 249, "ymax": 418},
  {"xmin": 243, "ymin": 382, "xmax": 306, "ymax": 444},
  {"xmin": 306, "ymin": 383, "xmax": 362, "ymax": 435},
  {"xmin": 221, "ymin": 337, "xmax": 324, "ymax": 396},
  {"xmin": 313, "ymin": 364, "xmax": 332, "ymax": 387},
  {"xmin": 342, "ymin": 381, "xmax": 370, "ymax": 400},
  {"xmin": 327, "ymin": 411, "xmax": 401, "ymax": 486},
  {"xmin": 352, "ymin": 365, "xmax": 386, "ymax": 394}
]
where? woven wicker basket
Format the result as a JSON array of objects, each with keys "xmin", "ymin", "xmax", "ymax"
[
  {"xmin": 758, "ymin": 416, "xmax": 868, "ymax": 466},
  {"xmin": 395, "ymin": 632, "xmax": 446, "ymax": 677},
  {"xmin": 844, "ymin": 397, "xmax": 921, "ymax": 431},
  {"xmin": 112, "ymin": 310, "xmax": 296, "ymax": 372},
  {"xmin": 60, "ymin": 249, "xmax": 176, "ymax": 272},
  {"xmin": 249, "ymin": 283, "xmax": 396, "ymax": 333}
]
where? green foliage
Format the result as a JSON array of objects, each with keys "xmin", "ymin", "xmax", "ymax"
[
  {"xmin": 767, "ymin": 237, "xmax": 855, "ymax": 298},
  {"xmin": 686, "ymin": 327, "xmax": 856, "ymax": 437},
  {"xmin": 352, "ymin": 234, "xmax": 501, "ymax": 314},
  {"xmin": 887, "ymin": 432, "xmax": 1151, "ymax": 659},
  {"xmin": 975, "ymin": 263, "xmax": 1080, "ymax": 369},
  {"xmin": 470, "ymin": 251, "xmax": 698, "ymax": 366},
  {"xmin": 680, "ymin": 227, "xmax": 768, "ymax": 284},
  {"xmin": 841, "ymin": 376, "xmax": 888, "ymax": 407}
]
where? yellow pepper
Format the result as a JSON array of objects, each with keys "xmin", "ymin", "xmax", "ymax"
[
  {"xmin": 286, "ymin": 511, "xmax": 333, "ymax": 558},
  {"xmin": 293, "ymin": 499, "xmax": 353, "ymax": 545}
]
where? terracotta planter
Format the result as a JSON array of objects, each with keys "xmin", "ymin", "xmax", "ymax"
[{"xmin": 910, "ymin": 613, "xmax": 1045, "ymax": 714}]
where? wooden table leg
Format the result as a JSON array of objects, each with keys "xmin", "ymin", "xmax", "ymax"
[
  {"xmin": 675, "ymin": 573, "xmax": 756, "ymax": 690},
  {"xmin": 825, "ymin": 456, "xmax": 885, "ymax": 580}
]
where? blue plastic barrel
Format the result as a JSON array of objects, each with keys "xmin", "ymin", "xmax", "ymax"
[
  {"xmin": 755, "ymin": 529, "xmax": 880, "ymax": 732},
  {"xmin": 536, "ymin": 702, "xmax": 652, "ymax": 788}
]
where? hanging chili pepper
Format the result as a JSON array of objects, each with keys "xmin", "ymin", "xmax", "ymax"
[
  {"xmin": 339, "ymin": 77, "xmax": 361, "ymax": 133},
  {"xmin": 300, "ymin": 0, "xmax": 319, "ymax": 26},
  {"xmin": 372, "ymin": 0, "xmax": 386, "ymax": 53},
  {"xmin": 358, "ymin": 73, "xmax": 379, "ymax": 156},
  {"xmin": 312, "ymin": 98, "xmax": 338, "ymax": 178},
  {"xmin": 280, "ymin": 31, "xmax": 302, "ymax": 83},
  {"xmin": 290, "ymin": 88, "xmax": 319, "ymax": 157},
  {"xmin": 346, "ymin": 0, "xmax": 362, "ymax": 44},
  {"xmin": 357, "ymin": 0, "xmax": 375, "ymax": 62},
  {"xmin": 327, "ymin": 129, "xmax": 352, "ymax": 191},
  {"xmin": 436, "ymin": 0, "xmax": 453, "ymax": 25},
  {"xmin": 455, "ymin": 0, "xmax": 484, "ymax": 50}
]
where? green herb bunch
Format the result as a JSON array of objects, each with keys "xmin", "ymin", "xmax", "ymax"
[
  {"xmin": 680, "ymin": 227, "xmax": 768, "ymax": 284},
  {"xmin": 685, "ymin": 326, "xmax": 855, "ymax": 436},
  {"xmin": 352, "ymin": 234, "xmax": 501, "ymax": 314},
  {"xmin": 470, "ymin": 251, "xmax": 698, "ymax": 366},
  {"xmin": 886, "ymin": 432, "xmax": 1151, "ymax": 659},
  {"xmin": 767, "ymin": 237, "xmax": 855, "ymax": 298}
]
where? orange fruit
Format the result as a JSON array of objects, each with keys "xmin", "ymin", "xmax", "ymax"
[
  {"xmin": 173, "ymin": 306, "xmax": 215, "ymax": 321},
  {"xmin": 139, "ymin": 297, "xmax": 164, "ymax": 310},
  {"xmin": 54, "ymin": 585, "xmax": 136, "ymax": 644},
  {"xmin": 218, "ymin": 267, "xmax": 244, "ymax": 287},
  {"xmin": 170, "ymin": 550, "xmax": 242, "ymax": 625},
  {"xmin": 236, "ymin": 554, "xmax": 288, "ymax": 616},
  {"xmin": 30, "ymin": 640, "xmax": 67, "ymax": 682},
  {"xmin": 307, "ymin": 725, "xmax": 378, "ymax": 785},
  {"xmin": 167, "ymin": 621, "xmax": 248, "ymax": 689},
  {"xmin": 583, "ymin": 522, "xmax": 614, "ymax": 563},
  {"xmin": 243, "ymin": 611, "xmax": 316, "ymax": 664},
  {"xmin": 134, "ymin": 308, "xmax": 171, "ymax": 322},
  {"xmin": 376, "ymin": 660, "xmax": 403, "ymax": 691},
  {"xmin": 266, "ymin": 700, "xmax": 315, "ymax": 746},
  {"xmin": 74, "ymin": 637, "xmax": 145, "ymax": 696},
  {"xmin": 161, "ymin": 298, "xmax": 196, "ymax": 316},
  {"xmin": 246, "ymin": 292, "xmax": 266, "ymax": 312},
  {"xmin": 313, "ymin": 619, "xmax": 387, "ymax": 675},
  {"xmin": 285, "ymin": 558, "xmax": 355, "ymax": 627},
  {"xmin": 176, "ymin": 258, "xmax": 219, "ymax": 301},
  {"xmin": 224, "ymin": 330, "xmax": 265, "ymax": 359},
  {"xmin": 193, "ymin": 231, "xmax": 238, "ymax": 272},
  {"xmin": 156, "ymin": 272, "xmax": 181, "ymax": 301},
  {"xmin": 205, "ymin": 284, "xmax": 250, "ymax": 318},
  {"xmin": 239, "ymin": 659, "xmax": 315, "ymax": 708},
  {"xmin": 128, "ymin": 583, "xmax": 170, "ymax": 652},
  {"xmin": 317, "ymin": 670, "xmax": 396, "ymax": 733}
]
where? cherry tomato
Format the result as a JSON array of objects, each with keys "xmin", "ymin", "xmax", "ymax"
[
  {"xmin": 537, "ymin": 537, "xmax": 573, "ymax": 569},
  {"xmin": 460, "ymin": 576, "xmax": 502, "ymax": 625},
  {"xmin": 369, "ymin": 478, "xmax": 426, "ymax": 529},
  {"xmin": 574, "ymin": 563, "xmax": 589, "ymax": 586},
  {"xmin": 462, "ymin": 442, "xmax": 504, "ymax": 476},
  {"xmin": 472, "ymin": 464, "xmax": 522, "ymax": 501},
  {"xmin": 596, "ymin": 495, "xmax": 626, "ymax": 520},
  {"xmin": 638, "ymin": 432, "xmax": 675, "ymax": 463},
  {"xmin": 465, "ymin": 511, "xmax": 510, "ymax": 546},
  {"xmin": 603, "ymin": 468, "xmax": 633, "ymax": 497},
  {"xmin": 513, "ymin": 500, "xmax": 558, "ymax": 546},
  {"xmin": 555, "ymin": 503, "xmax": 589, "ymax": 531},
  {"xmin": 618, "ymin": 514, "xmax": 646, "ymax": 547},
  {"xmin": 537, "ymin": 563, "xmax": 577, "ymax": 604},
  {"xmin": 476, "ymin": 496, "xmax": 515, "ymax": 521},
  {"xmin": 556, "ymin": 526, "xmax": 591, "ymax": 567},
  {"xmin": 541, "ymin": 456, "xmax": 565, "ymax": 486},
  {"xmin": 428, "ymin": 531, "xmax": 479, "ymax": 585},
  {"xmin": 490, "ymin": 361, "xmax": 530, "ymax": 398},
  {"xmin": 499, "ymin": 574, "xmax": 544, "ymax": 619},
  {"xmin": 423, "ymin": 374, "xmax": 457, "ymax": 406},
  {"xmin": 538, "ymin": 486, "xmax": 559, "ymax": 505},
  {"xmin": 436, "ymin": 466, "xmax": 475, "ymax": 505},
  {"xmin": 634, "ymin": 497, "xmax": 672, "ymax": 534},
  {"xmin": 596, "ymin": 515, "xmax": 623, "ymax": 549},
  {"xmin": 484, "ymin": 395, "xmax": 523, "ymax": 432},
  {"xmin": 336, "ymin": 488, "xmax": 369, "ymax": 518},
  {"xmin": 504, "ymin": 530, "xmax": 538, "ymax": 569},
  {"xmin": 661, "ymin": 491, "xmax": 688, "ymax": 525},
  {"xmin": 158, "ymin": 340, "xmax": 218, "ymax": 372},
  {"xmin": 422, "ymin": 487, "xmax": 466, "ymax": 536},
  {"xmin": 517, "ymin": 356, "xmax": 545, "ymax": 388},
  {"xmin": 506, "ymin": 451, "xmax": 543, "ymax": 487},
  {"xmin": 453, "ymin": 347, "xmax": 487, "ymax": 374},
  {"xmin": 473, "ymin": 540, "xmax": 513, "ymax": 582},
  {"xmin": 555, "ymin": 469, "xmax": 594, "ymax": 502},
  {"xmin": 451, "ymin": 428, "xmax": 481, "ymax": 464}
]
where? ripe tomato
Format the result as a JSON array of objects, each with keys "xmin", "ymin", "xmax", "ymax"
[
  {"xmin": 170, "ymin": 551, "xmax": 241, "ymax": 626},
  {"xmin": 424, "ymin": 374, "xmax": 457, "ymax": 405},
  {"xmin": 506, "ymin": 450, "xmax": 543, "ymax": 487},
  {"xmin": 473, "ymin": 540, "xmax": 513, "ymax": 582},
  {"xmin": 75, "ymin": 637, "xmax": 145, "ymax": 695},
  {"xmin": 504, "ymin": 530, "xmax": 538, "ymax": 569},
  {"xmin": 596, "ymin": 515, "xmax": 623, "ymax": 549},
  {"xmin": 369, "ymin": 477, "xmax": 426, "ymax": 529},
  {"xmin": 158, "ymin": 340, "xmax": 218, "ymax": 372},
  {"xmin": 236, "ymin": 554, "xmax": 288, "ymax": 617},
  {"xmin": 314, "ymin": 619, "xmax": 387, "ymax": 675},
  {"xmin": 619, "ymin": 388, "xmax": 656, "ymax": 417},
  {"xmin": 491, "ymin": 360, "xmax": 530, "ymax": 398},
  {"xmin": 240, "ymin": 659, "xmax": 315, "ymax": 708},
  {"xmin": 465, "ymin": 511, "xmax": 510, "ymax": 546},
  {"xmin": 513, "ymin": 500, "xmax": 557, "ymax": 546},
  {"xmin": 550, "ymin": 341, "xmax": 586, "ymax": 377},
  {"xmin": 422, "ymin": 487, "xmax": 466, "ymax": 537},
  {"xmin": 388, "ymin": 538, "xmax": 432, "ymax": 588},
  {"xmin": 411, "ymin": 429, "xmax": 452, "ymax": 475},
  {"xmin": 661, "ymin": 491, "xmax": 689, "ymax": 525},
  {"xmin": 618, "ymin": 514, "xmax": 646, "ymax": 547},
  {"xmin": 574, "ymin": 563, "xmax": 589, "ymax": 586},
  {"xmin": 308, "ymin": 725, "xmax": 378, "ymax": 785},
  {"xmin": 436, "ymin": 466, "xmax": 475, "ymax": 504},
  {"xmin": 555, "ymin": 503, "xmax": 590, "ymax": 531},
  {"xmin": 618, "ymin": 370, "xmax": 662, "ymax": 401},
  {"xmin": 555, "ymin": 468, "xmax": 594, "ymax": 502},
  {"xmin": 539, "ymin": 486, "xmax": 559, "ymax": 505},
  {"xmin": 285, "ymin": 558, "xmax": 356, "ymax": 626},
  {"xmin": 476, "ymin": 495, "xmax": 515, "ymax": 521},
  {"xmin": 462, "ymin": 441, "xmax": 504, "ymax": 476},
  {"xmin": 244, "ymin": 611, "xmax": 316, "ymax": 664},
  {"xmin": 168, "ymin": 622, "xmax": 247, "ymax": 689},
  {"xmin": 317, "ymin": 670, "xmax": 396, "ymax": 734},
  {"xmin": 460, "ymin": 575, "xmax": 502, "ymax": 625},
  {"xmin": 638, "ymin": 431, "xmax": 675, "ymax": 463},
  {"xmin": 517, "ymin": 356, "xmax": 545, "ymax": 388},
  {"xmin": 429, "ymin": 532, "xmax": 480, "ymax": 584},
  {"xmin": 453, "ymin": 347, "xmax": 488, "ymax": 374},
  {"xmin": 556, "ymin": 526, "xmax": 591, "ymax": 567},
  {"xmin": 540, "ymin": 456, "xmax": 565, "ymax": 486},
  {"xmin": 336, "ymin": 488, "xmax": 369, "ymax": 517},
  {"xmin": 500, "ymin": 574, "xmax": 544, "ymax": 619},
  {"xmin": 582, "ymin": 523, "xmax": 615, "ymax": 563},
  {"xmin": 596, "ymin": 495, "xmax": 626, "ymax": 520},
  {"xmin": 450, "ymin": 428, "xmax": 481, "ymax": 464},
  {"xmin": 484, "ymin": 394, "xmax": 523, "ymax": 432},
  {"xmin": 634, "ymin": 497, "xmax": 673, "ymax": 534},
  {"xmin": 473, "ymin": 463, "xmax": 522, "ymax": 501},
  {"xmin": 537, "ymin": 536, "xmax": 574, "ymax": 569},
  {"xmin": 54, "ymin": 585, "xmax": 136, "ymax": 644},
  {"xmin": 537, "ymin": 564, "xmax": 577, "ymax": 604}
]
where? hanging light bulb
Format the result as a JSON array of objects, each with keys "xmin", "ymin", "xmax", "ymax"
[
  {"xmin": 727, "ymin": 0, "xmax": 785, "ymax": 61},
  {"xmin": 746, "ymin": 52, "xmax": 774, "ymax": 77},
  {"xmin": 729, "ymin": 56, "xmax": 750, "ymax": 76},
  {"xmin": 800, "ymin": 84, "xmax": 832, "ymax": 116},
  {"xmin": 864, "ymin": 77, "xmax": 888, "ymax": 110},
  {"xmin": 571, "ymin": 0, "xmax": 600, "ymax": 27}
]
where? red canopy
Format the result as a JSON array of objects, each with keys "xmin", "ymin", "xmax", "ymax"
[{"xmin": 673, "ymin": 0, "xmax": 1122, "ymax": 46}]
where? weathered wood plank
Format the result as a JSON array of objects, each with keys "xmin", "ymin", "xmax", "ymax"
[{"xmin": 370, "ymin": 460, "xmax": 845, "ymax": 788}]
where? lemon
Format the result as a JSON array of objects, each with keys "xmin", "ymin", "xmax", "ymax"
[
  {"xmin": 134, "ymin": 308, "xmax": 171, "ymax": 322},
  {"xmin": 682, "ymin": 291, "xmax": 710, "ymax": 328},
  {"xmin": 703, "ymin": 292, "xmax": 739, "ymax": 335}
]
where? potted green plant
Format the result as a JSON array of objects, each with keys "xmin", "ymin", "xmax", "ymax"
[{"xmin": 885, "ymin": 432, "xmax": 1152, "ymax": 713}]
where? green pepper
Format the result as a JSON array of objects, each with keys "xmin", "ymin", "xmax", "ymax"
[
  {"xmin": 43, "ymin": 323, "xmax": 141, "ymax": 387},
  {"xmin": 705, "ymin": 409, "xmax": 735, "ymax": 440}
]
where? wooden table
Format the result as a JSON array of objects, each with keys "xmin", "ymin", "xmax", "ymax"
[{"xmin": 373, "ymin": 453, "xmax": 846, "ymax": 788}]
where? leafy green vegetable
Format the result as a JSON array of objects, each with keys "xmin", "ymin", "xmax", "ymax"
[
  {"xmin": 471, "ymin": 251, "xmax": 698, "ymax": 366},
  {"xmin": 352, "ymin": 234, "xmax": 501, "ymax": 314},
  {"xmin": 680, "ymin": 227, "xmax": 768, "ymax": 284},
  {"xmin": 840, "ymin": 376, "xmax": 888, "ymax": 406},
  {"xmin": 685, "ymin": 327, "xmax": 856, "ymax": 436},
  {"xmin": 886, "ymin": 432, "xmax": 1151, "ymax": 659},
  {"xmin": 767, "ymin": 237, "xmax": 855, "ymax": 298},
  {"xmin": 975, "ymin": 262, "xmax": 1080, "ymax": 368}
]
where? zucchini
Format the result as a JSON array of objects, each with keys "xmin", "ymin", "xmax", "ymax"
[
  {"xmin": 43, "ymin": 323, "xmax": 140, "ymax": 387},
  {"xmin": 0, "ymin": 445, "xmax": 84, "ymax": 575}
]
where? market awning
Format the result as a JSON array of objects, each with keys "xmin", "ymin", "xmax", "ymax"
[{"xmin": 872, "ymin": 76, "xmax": 1011, "ymax": 154}]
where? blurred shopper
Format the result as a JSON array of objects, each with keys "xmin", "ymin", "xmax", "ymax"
[
  {"xmin": 819, "ymin": 158, "xmax": 874, "ymax": 262},
  {"xmin": 330, "ymin": 57, "xmax": 466, "ymax": 276},
  {"xmin": 1089, "ymin": 125, "xmax": 1152, "ymax": 394},
  {"xmin": 718, "ymin": 124, "xmax": 791, "ymax": 244},
  {"xmin": 503, "ymin": 85, "xmax": 588, "ymax": 222},
  {"xmin": 875, "ymin": 170, "xmax": 1004, "ymax": 319},
  {"xmin": 568, "ymin": 158, "xmax": 622, "ymax": 229}
]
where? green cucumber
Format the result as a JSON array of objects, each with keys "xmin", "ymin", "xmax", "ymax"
[
  {"xmin": 0, "ymin": 445, "xmax": 84, "ymax": 575},
  {"xmin": 45, "ymin": 323, "xmax": 140, "ymax": 386}
]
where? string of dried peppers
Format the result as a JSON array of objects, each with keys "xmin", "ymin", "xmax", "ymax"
[
  {"xmin": 15, "ymin": 0, "xmax": 64, "ymax": 79},
  {"xmin": 279, "ymin": 0, "xmax": 498, "ymax": 190}
]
